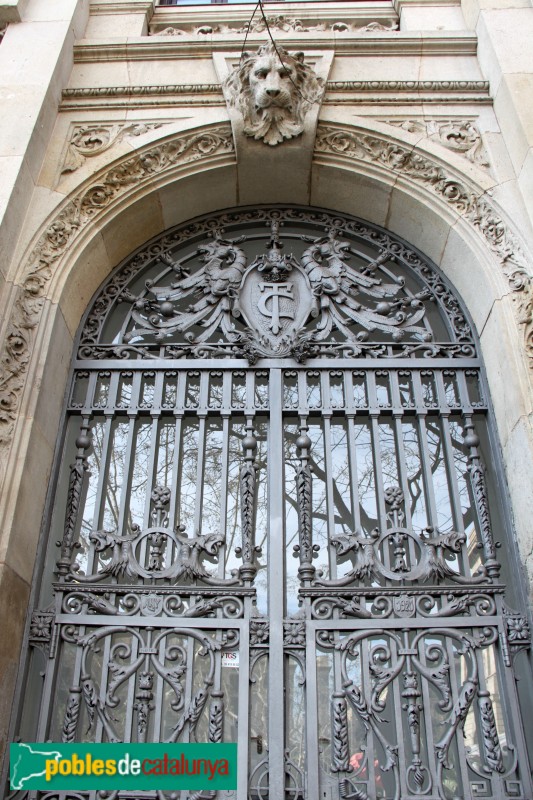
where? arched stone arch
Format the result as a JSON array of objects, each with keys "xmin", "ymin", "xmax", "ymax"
[{"xmin": 1, "ymin": 118, "xmax": 533, "ymax": 756}]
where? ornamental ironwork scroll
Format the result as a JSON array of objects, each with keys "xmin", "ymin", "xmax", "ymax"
[
  {"xmin": 14, "ymin": 208, "xmax": 533, "ymax": 800},
  {"xmin": 78, "ymin": 208, "xmax": 475, "ymax": 362}
]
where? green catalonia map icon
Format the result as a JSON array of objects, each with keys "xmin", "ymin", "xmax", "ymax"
[{"xmin": 11, "ymin": 743, "xmax": 63, "ymax": 791}]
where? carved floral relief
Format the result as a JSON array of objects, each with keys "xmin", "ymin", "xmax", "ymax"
[
  {"xmin": 384, "ymin": 118, "xmax": 489, "ymax": 167},
  {"xmin": 61, "ymin": 123, "xmax": 166, "ymax": 174},
  {"xmin": 151, "ymin": 17, "xmax": 398, "ymax": 37}
]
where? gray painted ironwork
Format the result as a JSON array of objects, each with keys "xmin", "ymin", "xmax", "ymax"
[{"xmin": 9, "ymin": 208, "xmax": 533, "ymax": 800}]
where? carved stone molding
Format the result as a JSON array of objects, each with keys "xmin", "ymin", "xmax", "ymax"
[
  {"xmin": 151, "ymin": 17, "xmax": 399, "ymax": 37},
  {"xmin": 62, "ymin": 85, "xmax": 221, "ymax": 99},
  {"xmin": 60, "ymin": 85, "xmax": 224, "ymax": 112},
  {"xmin": 59, "ymin": 81, "xmax": 491, "ymax": 113},
  {"xmin": 329, "ymin": 80, "xmax": 489, "ymax": 92},
  {"xmin": 0, "ymin": 126, "xmax": 234, "ymax": 473},
  {"xmin": 315, "ymin": 124, "xmax": 533, "ymax": 367},
  {"xmin": 325, "ymin": 80, "xmax": 490, "ymax": 106},
  {"xmin": 383, "ymin": 119, "xmax": 489, "ymax": 167},
  {"xmin": 61, "ymin": 122, "xmax": 167, "ymax": 174}
]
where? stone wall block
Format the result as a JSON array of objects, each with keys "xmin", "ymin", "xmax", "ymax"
[
  {"xmin": 159, "ymin": 164, "xmax": 238, "ymax": 231},
  {"xmin": 502, "ymin": 413, "xmax": 533, "ymax": 598},
  {"xmin": 494, "ymin": 73, "xmax": 533, "ymax": 177},
  {"xmin": 55, "ymin": 230, "xmax": 112, "ymax": 337},
  {"xmin": 480, "ymin": 297, "xmax": 533, "ymax": 448},
  {"xmin": 440, "ymin": 220, "xmax": 509, "ymax": 332},
  {"xmin": 310, "ymin": 161, "xmax": 394, "ymax": 229},
  {"xmin": 0, "ymin": 421, "xmax": 53, "ymax": 584},
  {"xmin": 0, "ymin": 156, "xmax": 33, "ymax": 280},
  {"xmin": 0, "ymin": 562, "xmax": 30, "ymax": 761}
]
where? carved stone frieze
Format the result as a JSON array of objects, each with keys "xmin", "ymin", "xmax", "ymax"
[
  {"xmin": 59, "ymin": 81, "xmax": 491, "ymax": 113},
  {"xmin": 327, "ymin": 80, "xmax": 489, "ymax": 94},
  {"xmin": 61, "ymin": 122, "xmax": 166, "ymax": 174},
  {"xmin": 315, "ymin": 125, "xmax": 533, "ymax": 366},
  {"xmin": 223, "ymin": 43, "xmax": 324, "ymax": 146},
  {"xmin": 384, "ymin": 119, "xmax": 489, "ymax": 167},
  {"xmin": 0, "ymin": 126, "xmax": 234, "ymax": 472},
  {"xmin": 151, "ymin": 17, "xmax": 398, "ymax": 36}
]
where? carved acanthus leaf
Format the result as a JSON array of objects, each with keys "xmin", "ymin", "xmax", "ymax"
[
  {"xmin": 384, "ymin": 119, "xmax": 489, "ymax": 166},
  {"xmin": 62, "ymin": 122, "xmax": 166, "ymax": 174}
]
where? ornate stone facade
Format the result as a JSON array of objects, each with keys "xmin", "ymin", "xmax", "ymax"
[{"xmin": 0, "ymin": 0, "xmax": 533, "ymax": 784}]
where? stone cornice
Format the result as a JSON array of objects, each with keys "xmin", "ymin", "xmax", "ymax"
[
  {"xmin": 393, "ymin": 0, "xmax": 462, "ymax": 11},
  {"xmin": 72, "ymin": 31, "xmax": 478, "ymax": 61},
  {"xmin": 89, "ymin": 0, "xmax": 154, "ymax": 15}
]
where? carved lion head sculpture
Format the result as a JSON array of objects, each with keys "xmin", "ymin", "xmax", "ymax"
[{"xmin": 223, "ymin": 43, "xmax": 325, "ymax": 146}]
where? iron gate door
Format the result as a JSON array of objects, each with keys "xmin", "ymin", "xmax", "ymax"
[{"xmin": 13, "ymin": 208, "xmax": 533, "ymax": 800}]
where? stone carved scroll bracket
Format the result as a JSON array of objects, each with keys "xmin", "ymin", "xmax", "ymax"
[{"xmin": 61, "ymin": 122, "xmax": 166, "ymax": 176}]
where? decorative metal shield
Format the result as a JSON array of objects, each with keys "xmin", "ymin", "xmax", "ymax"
[{"xmin": 237, "ymin": 262, "xmax": 314, "ymax": 356}]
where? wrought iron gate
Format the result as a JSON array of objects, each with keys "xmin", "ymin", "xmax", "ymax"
[{"xmin": 12, "ymin": 208, "xmax": 533, "ymax": 800}]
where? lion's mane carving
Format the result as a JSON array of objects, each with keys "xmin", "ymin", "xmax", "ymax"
[{"xmin": 223, "ymin": 43, "xmax": 324, "ymax": 146}]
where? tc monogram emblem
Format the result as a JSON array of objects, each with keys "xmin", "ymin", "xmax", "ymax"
[{"xmin": 257, "ymin": 283, "xmax": 295, "ymax": 334}]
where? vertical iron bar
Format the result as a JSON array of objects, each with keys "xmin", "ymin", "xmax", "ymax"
[
  {"xmin": 306, "ymin": 629, "xmax": 320, "ymax": 800},
  {"xmin": 193, "ymin": 372, "xmax": 209, "ymax": 536},
  {"xmin": 268, "ymin": 368, "xmax": 285, "ymax": 799}
]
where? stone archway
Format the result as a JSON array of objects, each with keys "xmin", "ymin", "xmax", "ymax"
[{"xmin": 1, "ymin": 119, "xmax": 532, "ymax": 762}]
